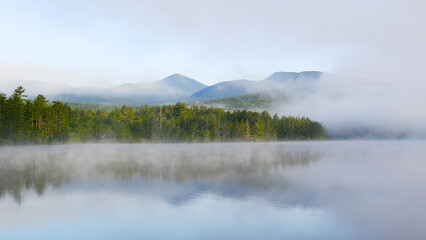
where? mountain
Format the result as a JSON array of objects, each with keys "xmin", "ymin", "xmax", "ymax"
[
  {"xmin": 1, "ymin": 71, "xmax": 321, "ymax": 104},
  {"xmin": 1, "ymin": 74, "xmax": 207, "ymax": 104},
  {"xmin": 191, "ymin": 80, "xmax": 255, "ymax": 99},
  {"xmin": 191, "ymin": 71, "xmax": 322, "ymax": 100},
  {"xmin": 0, "ymin": 79, "xmax": 81, "ymax": 96},
  {"xmin": 108, "ymin": 74, "xmax": 207, "ymax": 103},
  {"xmin": 158, "ymin": 73, "xmax": 207, "ymax": 95},
  {"xmin": 264, "ymin": 71, "xmax": 322, "ymax": 83}
]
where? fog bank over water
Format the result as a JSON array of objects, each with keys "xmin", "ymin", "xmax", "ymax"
[
  {"xmin": 0, "ymin": 143, "xmax": 321, "ymax": 204},
  {"xmin": 271, "ymin": 72, "xmax": 426, "ymax": 138},
  {"xmin": 1, "ymin": 142, "xmax": 426, "ymax": 239}
]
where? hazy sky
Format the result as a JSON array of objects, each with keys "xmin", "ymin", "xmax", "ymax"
[
  {"xmin": 0, "ymin": 0, "xmax": 415, "ymax": 86},
  {"xmin": 0, "ymin": 0, "xmax": 425, "ymax": 87}
]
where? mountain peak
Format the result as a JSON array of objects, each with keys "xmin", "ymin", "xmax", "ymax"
[
  {"xmin": 265, "ymin": 71, "xmax": 322, "ymax": 82},
  {"xmin": 159, "ymin": 73, "xmax": 207, "ymax": 95},
  {"xmin": 163, "ymin": 73, "xmax": 189, "ymax": 81},
  {"xmin": 266, "ymin": 72, "xmax": 298, "ymax": 81}
]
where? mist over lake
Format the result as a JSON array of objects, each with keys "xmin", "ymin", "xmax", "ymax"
[
  {"xmin": 1, "ymin": 0, "xmax": 426, "ymax": 239},
  {"xmin": 1, "ymin": 141, "xmax": 425, "ymax": 240}
]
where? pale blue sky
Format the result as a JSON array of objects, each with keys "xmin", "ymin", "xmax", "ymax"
[{"xmin": 0, "ymin": 0, "xmax": 424, "ymax": 86}]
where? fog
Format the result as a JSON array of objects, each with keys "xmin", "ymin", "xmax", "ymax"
[
  {"xmin": 1, "ymin": 142, "xmax": 426, "ymax": 239},
  {"xmin": 265, "ymin": 0, "xmax": 426, "ymax": 138},
  {"xmin": 270, "ymin": 73, "xmax": 426, "ymax": 138},
  {"xmin": 0, "ymin": 143, "xmax": 320, "ymax": 203},
  {"xmin": 1, "ymin": 0, "xmax": 425, "ymax": 84}
]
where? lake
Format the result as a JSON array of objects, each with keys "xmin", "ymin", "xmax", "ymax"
[{"xmin": 1, "ymin": 141, "xmax": 425, "ymax": 239}]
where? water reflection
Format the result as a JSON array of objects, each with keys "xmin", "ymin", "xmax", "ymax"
[
  {"xmin": 0, "ymin": 143, "xmax": 321, "ymax": 204},
  {"xmin": 1, "ymin": 141, "xmax": 426, "ymax": 240}
]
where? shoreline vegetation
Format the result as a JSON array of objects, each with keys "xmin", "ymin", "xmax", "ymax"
[{"xmin": 0, "ymin": 86, "xmax": 326, "ymax": 144}]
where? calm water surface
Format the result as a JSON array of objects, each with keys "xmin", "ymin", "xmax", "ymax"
[{"xmin": 1, "ymin": 141, "xmax": 425, "ymax": 239}]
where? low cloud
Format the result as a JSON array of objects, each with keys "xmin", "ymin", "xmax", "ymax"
[{"xmin": 271, "ymin": 73, "xmax": 426, "ymax": 138}]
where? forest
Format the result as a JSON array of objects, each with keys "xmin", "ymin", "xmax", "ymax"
[
  {"xmin": 202, "ymin": 93, "xmax": 273, "ymax": 111},
  {"xmin": 0, "ymin": 86, "xmax": 326, "ymax": 144}
]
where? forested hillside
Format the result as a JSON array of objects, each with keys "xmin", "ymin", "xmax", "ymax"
[
  {"xmin": 202, "ymin": 93, "xmax": 273, "ymax": 111},
  {"xmin": 0, "ymin": 87, "xmax": 325, "ymax": 143}
]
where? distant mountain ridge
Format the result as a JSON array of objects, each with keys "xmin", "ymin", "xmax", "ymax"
[
  {"xmin": 191, "ymin": 71, "xmax": 322, "ymax": 100},
  {"xmin": 0, "ymin": 71, "xmax": 322, "ymax": 104},
  {"xmin": 109, "ymin": 74, "xmax": 207, "ymax": 103},
  {"xmin": 191, "ymin": 79, "xmax": 253, "ymax": 100},
  {"xmin": 264, "ymin": 71, "xmax": 322, "ymax": 82}
]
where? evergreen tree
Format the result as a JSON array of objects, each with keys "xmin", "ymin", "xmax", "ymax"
[{"xmin": 0, "ymin": 86, "xmax": 326, "ymax": 144}]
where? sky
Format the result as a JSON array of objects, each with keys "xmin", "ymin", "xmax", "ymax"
[
  {"xmin": 2, "ymin": 0, "xmax": 423, "ymax": 87},
  {"xmin": 1, "ymin": 0, "xmax": 426, "ymax": 137}
]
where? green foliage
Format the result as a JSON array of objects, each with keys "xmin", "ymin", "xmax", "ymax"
[
  {"xmin": 0, "ymin": 87, "xmax": 326, "ymax": 144},
  {"xmin": 202, "ymin": 93, "xmax": 273, "ymax": 111},
  {"xmin": 66, "ymin": 102, "xmax": 139, "ymax": 111}
]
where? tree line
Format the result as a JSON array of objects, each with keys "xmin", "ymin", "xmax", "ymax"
[{"xmin": 0, "ymin": 86, "xmax": 326, "ymax": 144}]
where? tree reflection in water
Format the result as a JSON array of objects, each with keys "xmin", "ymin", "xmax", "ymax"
[{"xmin": 0, "ymin": 143, "xmax": 322, "ymax": 204}]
